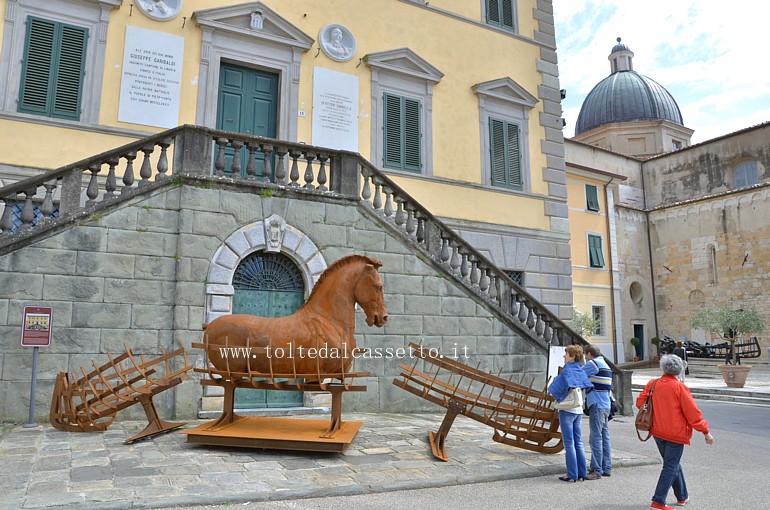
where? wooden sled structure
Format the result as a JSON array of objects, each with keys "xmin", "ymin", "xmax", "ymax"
[
  {"xmin": 183, "ymin": 340, "xmax": 371, "ymax": 453},
  {"xmin": 50, "ymin": 345, "xmax": 192, "ymax": 443},
  {"xmin": 393, "ymin": 342, "xmax": 563, "ymax": 461}
]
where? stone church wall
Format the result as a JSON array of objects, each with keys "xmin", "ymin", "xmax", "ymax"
[
  {"xmin": 649, "ymin": 186, "xmax": 770, "ymax": 342},
  {"xmin": 0, "ymin": 183, "xmax": 545, "ymax": 422}
]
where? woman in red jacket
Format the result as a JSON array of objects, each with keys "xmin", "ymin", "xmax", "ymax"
[{"xmin": 637, "ymin": 354, "xmax": 714, "ymax": 510}]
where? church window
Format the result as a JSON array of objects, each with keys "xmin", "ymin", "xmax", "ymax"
[
  {"xmin": 734, "ymin": 160, "xmax": 759, "ymax": 189},
  {"xmin": 708, "ymin": 245, "xmax": 718, "ymax": 285}
]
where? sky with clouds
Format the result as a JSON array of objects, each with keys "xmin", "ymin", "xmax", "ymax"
[{"xmin": 552, "ymin": 0, "xmax": 770, "ymax": 144}]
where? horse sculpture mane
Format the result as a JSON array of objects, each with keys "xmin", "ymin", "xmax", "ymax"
[
  {"xmin": 203, "ymin": 254, "xmax": 387, "ymax": 377},
  {"xmin": 305, "ymin": 254, "xmax": 382, "ymax": 303}
]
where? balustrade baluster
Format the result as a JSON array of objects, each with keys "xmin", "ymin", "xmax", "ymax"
[
  {"xmin": 316, "ymin": 153, "xmax": 328, "ymax": 191},
  {"xmin": 543, "ymin": 322, "xmax": 552, "ymax": 343},
  {"xmin": 156, "ymin": 139, "xmax": 171, "ymax": 180},
  {"xmin": 470, "ymin": 259, "xmax": 479, "ymax": 285},
  {"xmin": 527, "ymin": 303, "xmax": 535, "ymax": 329},
  {"xmin": 303, "ymin": 152, "xmax": 315, "ymax": 189},
  {"xmin": 214, "ymin": 138, "xmax": 228, "ymax": 177},
  {"xmin": 372, "ymin": 180, "xmax": 382, "ymax": 210},
  {"xmin": 450, "ymin": 245, "xmax": 461, "ymax": 271},
  {"xmin": 479, "ymin": 267, "xmax": 490, "ymax": 292},
  {"xmin": 104, "ymin": 158, "xmax": 118, "ymax": 200},
  {"xmin": 229, "ymin": 140, "xmax": 243, "ymax": 177},
  {"xmin": 518, "ymin": 300, "xmax": 529, "ymax": 322},
  {"xmin": 440, "ymin": 237, "xmax": 450, "ymax": 262},
  {"xmin": 488, "ymin": 274, "xmax": 497, "ymax": 300},
  {"xmin": 288, "ymin": 149, "xmax": 301, "ymax": 186},
  {"xmin": 416, "ymin": 216, "xmax": 425, "ymax": 242},
  {"xmin": 460, "ymin": 252, "xmax": 469, "ymax": 278},
  {"xmin": 394, "ymin": 199, "xmax": 405, "ymax": 227},
  {"xmin": 0, "ymin": 196, "xmax": 16, "ymax": 234},
  {"xmin": 139, "ymin": 145, "xmax": 154, "ymax": 185},
  {"xmin": 20, "ymin": 189, "xmax": 36, "ymax": 229},
  {"xmin": 41, "ymin": 181, "xmax": 57, "ymax": 218},
  {"xmin": 361, "ymin": 172, "xmax": 371, "ymax": 201},
  {"xmin": 536, "ymin": 315, "xmax": 545, "ymax": 336},
  {"xmin": 496, "ymin": 278, "xmax": 505, "ymax": 305},
  {"xmin": 123, "ymin": 152, "xmax": 136, "ymax": 190},
  {"xmin": 262, "ymin": 144, "xmax": 273, "ymax": 183},
  {"xmin": 405, "ymin": 207, "xmax": 416, "ymax": 235},
  {"xmin": 274, "ymin": 147, "xmax": 288, "ymax": 184},
  {"xmin": 383, "ymin": 187, "xmax": 393, "ymax": 217},
  {"xmin": 245, "ymin": 142, "xmax": 258, "ymax": 179},
  {"xmin": 511, "ymin": 294, "xmax": 520, "ymax": 316},
  {"xmin": 86, "ymin": 165, "xmax": 101, "ymax": 207}
]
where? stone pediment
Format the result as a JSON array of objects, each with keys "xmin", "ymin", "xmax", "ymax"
[
  {"xmin": 365, "ymin": 48, "xmax": 444, "ymax": 83},
  {"xmin": 193, "ymin": 2, "xmax": 313, "ymax": 50},
  {"xmin": 473, "ymin": 77, "xmax": 538, "ymax": 109}
]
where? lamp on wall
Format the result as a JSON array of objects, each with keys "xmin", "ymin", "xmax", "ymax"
[{"xmin": 250, "ymin": 11, "xmax": 264, "ymax": 30}]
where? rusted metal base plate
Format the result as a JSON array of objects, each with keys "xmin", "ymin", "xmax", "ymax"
[{"xmin": 181, "ymin": 416, "xmax": 363, "ymax": 452}]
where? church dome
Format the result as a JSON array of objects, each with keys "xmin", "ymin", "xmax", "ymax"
[{"xmin": 575, "ymin": 39, "xmax": 684, "ymax": 136}]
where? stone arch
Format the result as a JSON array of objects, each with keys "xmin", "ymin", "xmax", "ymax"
[{"xmin": 204, "ymin": 214, "xmax": 327, "ymax": 323}]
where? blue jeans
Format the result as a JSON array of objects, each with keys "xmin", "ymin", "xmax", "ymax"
[
  {"xmin": 653, "ymin": 437, "xmax": 688, "ymax": 505},
  {"xmin": 559, "ymin": 410, "xmax": 588, "ymax": 480},
  {"xmin": 588, "ymin": 405, "xmax": 612, "ymax": 475}
]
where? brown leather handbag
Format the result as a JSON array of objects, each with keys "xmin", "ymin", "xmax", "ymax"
[{"xmin": 635, "ymin": 378, "xmax": 659, "ymax": 441}]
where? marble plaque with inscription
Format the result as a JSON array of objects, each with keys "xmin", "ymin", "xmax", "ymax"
[{"xmin": 312, "ymin": 67, "xmax": 359, "ymax": 151}]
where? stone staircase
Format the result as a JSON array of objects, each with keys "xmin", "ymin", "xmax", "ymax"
[{"xmin": 0, "ymin": 124, "xmax": 631, "ymax": 408}]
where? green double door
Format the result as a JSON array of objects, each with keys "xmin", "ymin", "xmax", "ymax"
[
  {"xmin": 232, "ymin": 252, "xmax": 305, "ymax": 409},
  {"xmin": 216, "ymin": 63, "xmax": 278, "ymax": 179}
]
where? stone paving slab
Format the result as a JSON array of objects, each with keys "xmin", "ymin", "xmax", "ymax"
[{"xmin": 0, "ymin": 413, "xmax": 657, "ymax": 510}]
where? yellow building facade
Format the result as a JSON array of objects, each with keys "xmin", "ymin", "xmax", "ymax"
[
  {"xmin": 0, "ymin": 0, "xmax": 574, "ymax": 319},
  {"xmin": 566, "ymin": 160, "xmax": 625, "ymax": 361}
]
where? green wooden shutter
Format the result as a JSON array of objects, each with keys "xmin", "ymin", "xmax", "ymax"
[
  {"xmin": 52, "ymin": 24, "xmax": 87, "ymax": 119},
  {"xmin": 18, "ymin": 16, "xmax": 87, "ymax": 120},
  {"xmin": 588, "ymin": 235, "xmax": 605, "ymax": 268},
  {"xmin": 586, "ymin": 184, "xmax": 600, "ymax": 211},
  {"xmin": 490, "ymin": 118, "xmax": 522, "ymax": 189},
  {"xmin": 403, "ymin": 97, "xmax": 421, "ymax": 171},
  {"xmin": 383, "ymin": 93, "xmax": 402, "ymax": 168},
  {"xmin": 501, "ymin": 0, "xmax": 515, "ymax": 30},
  {"xmin": 18, "ymin": 18, "xmax": 55, "ymax": 115},
  {"xmin": 490, "ymin": 118, "xmax": 506, "ymax": 186},
  {"xmin": 487, "ymin": 0, "xmax": 501, "ymax": 26},
  {"xmin": 383, "ymin": 93, "xmax": 421, "ymax": 172},
  {"xmin": 507, "ymin": 121, "xmax": 521, "ymax": 187},
  {"xmin": 487, "ymin": 1, "xmax": 515, "ymax": 31}
]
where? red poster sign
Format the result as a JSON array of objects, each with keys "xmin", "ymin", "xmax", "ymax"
[{"xmin": 21, "ymin": 306, "xmax": 53, "ymax": 347}]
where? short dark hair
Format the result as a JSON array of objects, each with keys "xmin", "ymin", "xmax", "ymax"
[{"xmin": 584, "ymin": 344, "xmax": 601, "ymax": 358}]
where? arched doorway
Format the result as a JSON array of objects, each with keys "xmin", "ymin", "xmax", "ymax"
[{"xmin": 232, "ymin": 251, "xmax": 305, "ymax": 408}]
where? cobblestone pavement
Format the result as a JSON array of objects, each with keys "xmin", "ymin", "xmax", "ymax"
[
  {"xmin": 4, "ymin": 361, "xmax": 768, "ymax": 510},
  {"xmin": 0, "ymin": 412, "xmax": 657, "ymax": 510}
]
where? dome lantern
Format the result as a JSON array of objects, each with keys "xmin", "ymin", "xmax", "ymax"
[{"xmin": 609, "ymin": 37, "xmax": 634, "ymax": 73}]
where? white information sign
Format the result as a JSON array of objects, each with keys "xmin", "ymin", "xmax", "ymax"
[
  {"xmin": 547, "ymin": 345, "xmax": 567, "ymax": 386},
  {"xmin": 118, "ymin": 26, "xmax": 184, "ymax": 129},
  {"xmin": 312, "ymin": 67, "xmax": 359, "ymax": 151}
]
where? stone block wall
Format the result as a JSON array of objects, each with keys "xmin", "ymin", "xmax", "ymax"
[
  {"xmin": 0, "ymin": 182, "xmax": 546, "ymax": 422},
  {"xmin": 650, "ymin": 187, "xmax": 770, "ymax": 341}
]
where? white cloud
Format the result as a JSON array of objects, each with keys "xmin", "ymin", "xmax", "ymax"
[{"xmin": 553, "ymin": 0, "xmax": 770, "ymax": 143}]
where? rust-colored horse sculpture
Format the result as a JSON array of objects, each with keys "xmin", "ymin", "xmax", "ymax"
[{"xmin": 203, "ymin": 254, "xmax": 388, "ymax": 377}]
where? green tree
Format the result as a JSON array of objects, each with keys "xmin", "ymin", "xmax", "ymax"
[{"xmin": 689, "ymin": 305, "xmax": 766, "ymax": 365}]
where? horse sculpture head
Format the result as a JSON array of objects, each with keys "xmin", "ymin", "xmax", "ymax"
[{"xmin": 353, "ymin": 259, "xmax": 388, "ymax": 327}]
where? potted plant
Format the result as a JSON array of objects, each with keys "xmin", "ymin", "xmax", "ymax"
[
  {"xmin": 630, "ymin": 337, "xmax": 641, "ymax": 361},
  {"xmin": 651, "ymin": 336, "xmax": 662, "ymax": 360},
  {"xmin": 689, "ymin": 305, "xmax": 766, "ymax": 388}
]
